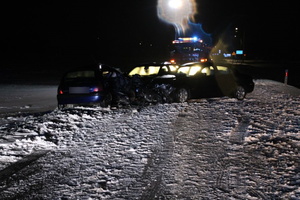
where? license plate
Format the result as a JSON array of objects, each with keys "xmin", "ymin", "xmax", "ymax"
[{"xmin": 69, "ymin": 87, "xmax": 90, "ymax": 94}]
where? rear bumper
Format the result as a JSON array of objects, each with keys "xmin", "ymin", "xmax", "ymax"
[{"xmin": 57, "ymin": 93, "xmax": 104, "ymax": 105}]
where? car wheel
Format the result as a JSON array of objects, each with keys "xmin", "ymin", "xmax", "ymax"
[
  {"xmin": 174, "ymin": 88, "xmax": 189, "ymax": 103},
  {"xmin": 235, "ymin": 86, "xmax": 246, "ymax": 100}
]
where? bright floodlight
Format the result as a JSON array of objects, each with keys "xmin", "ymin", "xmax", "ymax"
[
  {"xmin": 157, "ymin": 0, "xmax": 196, "ymax": 37},
  {"xmin": 169, "ymin": 0, "xmax": 183, "ymax": 9}
]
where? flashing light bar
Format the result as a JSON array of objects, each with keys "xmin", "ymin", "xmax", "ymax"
[{"xmin": 172, "ymin": 37, "xmax": 203, "ymax": 44}]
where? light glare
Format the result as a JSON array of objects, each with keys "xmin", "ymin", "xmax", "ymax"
[
  {"xmin": 157, "ymin": 0, "xmax": 197, "ymax": 37},
  {"xmin": 169, "ymin": 0, "xmax": 182, "ymax": 9}
]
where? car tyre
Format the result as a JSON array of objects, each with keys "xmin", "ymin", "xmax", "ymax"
[
  {"xmin": 235, "ymin": 86, "xmax": 246, "ymax": 100},
  {"xmin": 174, "ymin": 88, "xmax": 189, "ymax": 103}
]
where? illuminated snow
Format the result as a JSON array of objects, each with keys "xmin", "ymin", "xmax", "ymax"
[{"xmin": 0, "ymin": 80, "xmax": 299, "ymax": 199}]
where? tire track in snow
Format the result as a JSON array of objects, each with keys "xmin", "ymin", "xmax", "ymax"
[
  {"xmin": 138, "ymin": 105, "xmax": 181, "ymax": 200},
  {"xmin": 156, "ymin": 102, "xmax": 236, "ymax": 199}
]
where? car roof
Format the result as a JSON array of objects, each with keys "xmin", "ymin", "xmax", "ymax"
[
  {"xmin": 180, "ymin": 62, "xmax": 213, "ymax": 67},
  {"xmin": 133, "ymin": 61, "xmax": 178, "ymax": 67}
]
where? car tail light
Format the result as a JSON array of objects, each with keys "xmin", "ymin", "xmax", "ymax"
[
  {"xmin": 59, "ymin": 89, "xmax": 63, "ymax": 94},
  {"xmin": 90, "ymin": 85, "xmax": 103, "ymax": 93},
  {"xmin": 93, "ymin": 87, "xmax": 99, "ymax": 92}
]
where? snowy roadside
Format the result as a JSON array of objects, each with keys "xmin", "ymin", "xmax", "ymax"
[
  {"xmin": 0, "ymin": 79, "xmax": 299, "ymax": 199},
  {"xmin": 0, "ymin": 84, "xmax": 57, "ymax": 118}
]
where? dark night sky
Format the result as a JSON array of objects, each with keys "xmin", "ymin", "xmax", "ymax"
[{"xmin": 1, "ymin": 0, "xmax": 299, "ymax": 71}]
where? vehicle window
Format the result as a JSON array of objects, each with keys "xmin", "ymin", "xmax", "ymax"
[
  {"xmin": 158, "ymin": 66, "xmax": 169, "ymax": 75},
  {"xmin": 200, "ymin": 66, "xmax": 215, "ymax": 76},
  {"xmin": 129, "ymin": 66, "xmax": 161, "ymax": 76},
  {"xmin": 169, "ymin": 65, "xmax": 179, "ymax": 72},
  {"xmin": 144, "ymin": 66, "xmax": 160, "ymax": 76},
  {"xmin": 177, "ymin": 66, "xmax": 190, "ymax": 75},
  {"xmin": 216, "ymin": 66, "xmax": 230, "ymax": 74},
  {"xmin": 161, "ymin": 66, "xmax": 169, "ymax": 72},
  {"xmin": 128, "ymin": 67, "xmax": 142, "ymax": 76},
  {"xmin": 189, "ymin": 66, "xmax": 201, "ymax": 76},
  {"xmin": 66, "ymin": 71, "xmax": 95, "ymax": 79}
]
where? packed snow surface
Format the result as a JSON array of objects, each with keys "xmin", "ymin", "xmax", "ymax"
[{"xmin": 0, "ymin": 80, "xmax": 299, "ymax": 199}]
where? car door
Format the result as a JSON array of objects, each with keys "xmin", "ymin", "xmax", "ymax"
[
  {"xmin": 188, "ymin": 65, "xmax": 219, "ymax": 98},
  {"xmin": 214, "ymin": 66, "xmax": 237, "ymax": 96}
]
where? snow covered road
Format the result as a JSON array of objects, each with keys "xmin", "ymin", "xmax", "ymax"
[{"xmin": 0, "ymin": 80, "xmax": 300, "ymax": 199}]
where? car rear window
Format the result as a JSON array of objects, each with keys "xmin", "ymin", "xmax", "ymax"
[{"xmin": 65, "ymin": 71, "xmax": 95, "ymax": 79}]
